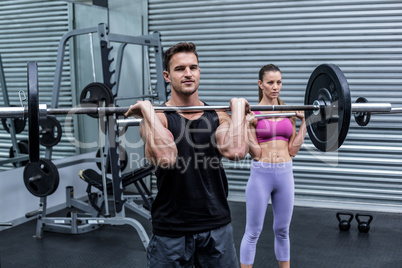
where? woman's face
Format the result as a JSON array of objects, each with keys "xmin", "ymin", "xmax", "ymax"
[{"xmin": 259, "ymin": 71, "xmax": 282, "ymax": 101}]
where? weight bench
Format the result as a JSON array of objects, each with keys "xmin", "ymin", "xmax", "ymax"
[{"xmin": 78, "ymin": 164, "xmax": 155, "ymax": 218}]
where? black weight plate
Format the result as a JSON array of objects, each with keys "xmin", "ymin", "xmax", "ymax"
[
  {"xmin": 1, "ymin": 107, "xmax": 27, "ymax": 134},
  {"xmin": 28, "ymin": 61, "xmax": 40, "ymax": 163},
  {"xmin": 23, "ymin": 158, "xmax": 60, "ymax": 197},
  {"xmin": 96, "ymin": 145, "xmax": 128, "ymax": 173},
  {"xmin": 9, "ymin": 140, "xmax": 29, "ymax": 167},
  {"xmin": 39, "ymin": 116, "xmax": 62, "ymax": 147},
  {"xmin": 354, "ymin": 97, "xmax": 371, "ymax": 127},
  {"xmin": 79, "ymin": 82, "xmax": 114, "ymax": 118},
  {"xmin": 304, "ymin": 64, "xmax": 351, "ymax": 152}
]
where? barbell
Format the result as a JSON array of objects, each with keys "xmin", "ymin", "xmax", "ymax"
[
  {"xmin": 5, "ymin": 62, "xmax": 400, "ymax": 153},
  {"xmin": 5, "ymin": 61, "xmax": 402, "ymax": 197}
]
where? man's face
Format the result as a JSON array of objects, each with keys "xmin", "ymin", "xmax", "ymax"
[{"xmin": 163, "ymin": 52, "xmax": 200, "ymax": 96}]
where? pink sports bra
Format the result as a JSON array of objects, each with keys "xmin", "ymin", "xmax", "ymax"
[{"xmin": 254, "ymin": 111, "xmax": 293, "ymax": 143}]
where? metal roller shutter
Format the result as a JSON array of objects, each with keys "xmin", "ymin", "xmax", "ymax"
[
  {"xmin": 0, "ymin": 0, "xmax": 73, "ymax": 171},
  {"xmin": 148, "ymin": 0, "xmax": 402, "ymax": 212}
]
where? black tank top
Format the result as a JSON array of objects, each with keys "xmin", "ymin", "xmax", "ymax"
[{"xmin": 153, "ymin": 110, "xmax": 231, "ymax": 237}]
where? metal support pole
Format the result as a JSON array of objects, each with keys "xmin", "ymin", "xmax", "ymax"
[
  {"xmin": 89, "ymin": 33, "xmax": 97, "ymax": 82},
  {"xmin": 98, "ymin": 114, "xmax": 110, "ymax": 217}
]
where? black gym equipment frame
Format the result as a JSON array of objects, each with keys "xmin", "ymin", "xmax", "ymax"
[
  {"xmin": 52, "ymin": 23, "xmax": 166, "ymax": 108},
  {"xmin": 26, "ymin": 23, "xmax": 166, "ymax": 250}
]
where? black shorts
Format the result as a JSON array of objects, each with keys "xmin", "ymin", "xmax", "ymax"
[{"xmin": 147, "ymin": 223, "xmax": 239, "ymax": 268}]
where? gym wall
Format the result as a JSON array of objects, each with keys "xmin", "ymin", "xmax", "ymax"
[{"xmin": 147, "ymin": 0, "xmax": 402, "ymax": 212}]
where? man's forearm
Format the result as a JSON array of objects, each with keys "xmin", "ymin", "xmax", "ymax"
[{"xmin": 141, "ymin": 109, "xmax": 177, "ymax": 167}]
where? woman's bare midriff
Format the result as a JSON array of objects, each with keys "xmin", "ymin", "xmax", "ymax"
[{"xmin": 258, "ymin": 140, "xmax": 292, "ymax": 163}]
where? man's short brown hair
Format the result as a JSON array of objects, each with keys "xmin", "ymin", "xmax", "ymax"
[{"xmin": 163, "ymin": 42, "xmax": 199, "ymax": 72}]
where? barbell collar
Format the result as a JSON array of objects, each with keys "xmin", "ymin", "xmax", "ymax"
[{"xmin": 39, "ymin": 104, "xmax": 47, "ymax": 120}]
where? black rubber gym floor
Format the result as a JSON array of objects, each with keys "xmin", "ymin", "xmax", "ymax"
[{"xmin": 1, "ymin": 201, "xmax": 401, "ymax": 268}]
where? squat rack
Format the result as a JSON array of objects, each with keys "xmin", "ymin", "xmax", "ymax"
[{"xmin": 25, "ymin": 23, "xmax": 166, "ymax": 250}]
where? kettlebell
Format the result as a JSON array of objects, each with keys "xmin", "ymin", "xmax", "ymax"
[
  {"xmin": 336, "ymin": 212, "xmax": 353, "ymax": 231},
  {"xmin": 355, "ymin": 213, "xmax": 373, "ymax": 233}
]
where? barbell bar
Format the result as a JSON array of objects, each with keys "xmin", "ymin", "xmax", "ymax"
[
  {"xmin": 117, "ymin": 105, "xmax": 402, "ymax": 128},
  {"xmin": 0, "ymin": 98, "xmax": 392, "ymax": 119}
]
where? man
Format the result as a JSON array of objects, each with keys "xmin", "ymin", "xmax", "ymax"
[{"xmin": 125, "ymin": 42, "xmax": 249, "ymax": 267}]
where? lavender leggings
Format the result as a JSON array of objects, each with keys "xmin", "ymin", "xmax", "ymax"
[{"xmin": 240, "ymin": 160, "xmax": 294, "ymax": 264}]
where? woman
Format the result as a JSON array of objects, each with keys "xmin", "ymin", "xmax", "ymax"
[{"xmin": 240, "ymin": 64, "xmax": 306, "ymax": 268}]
